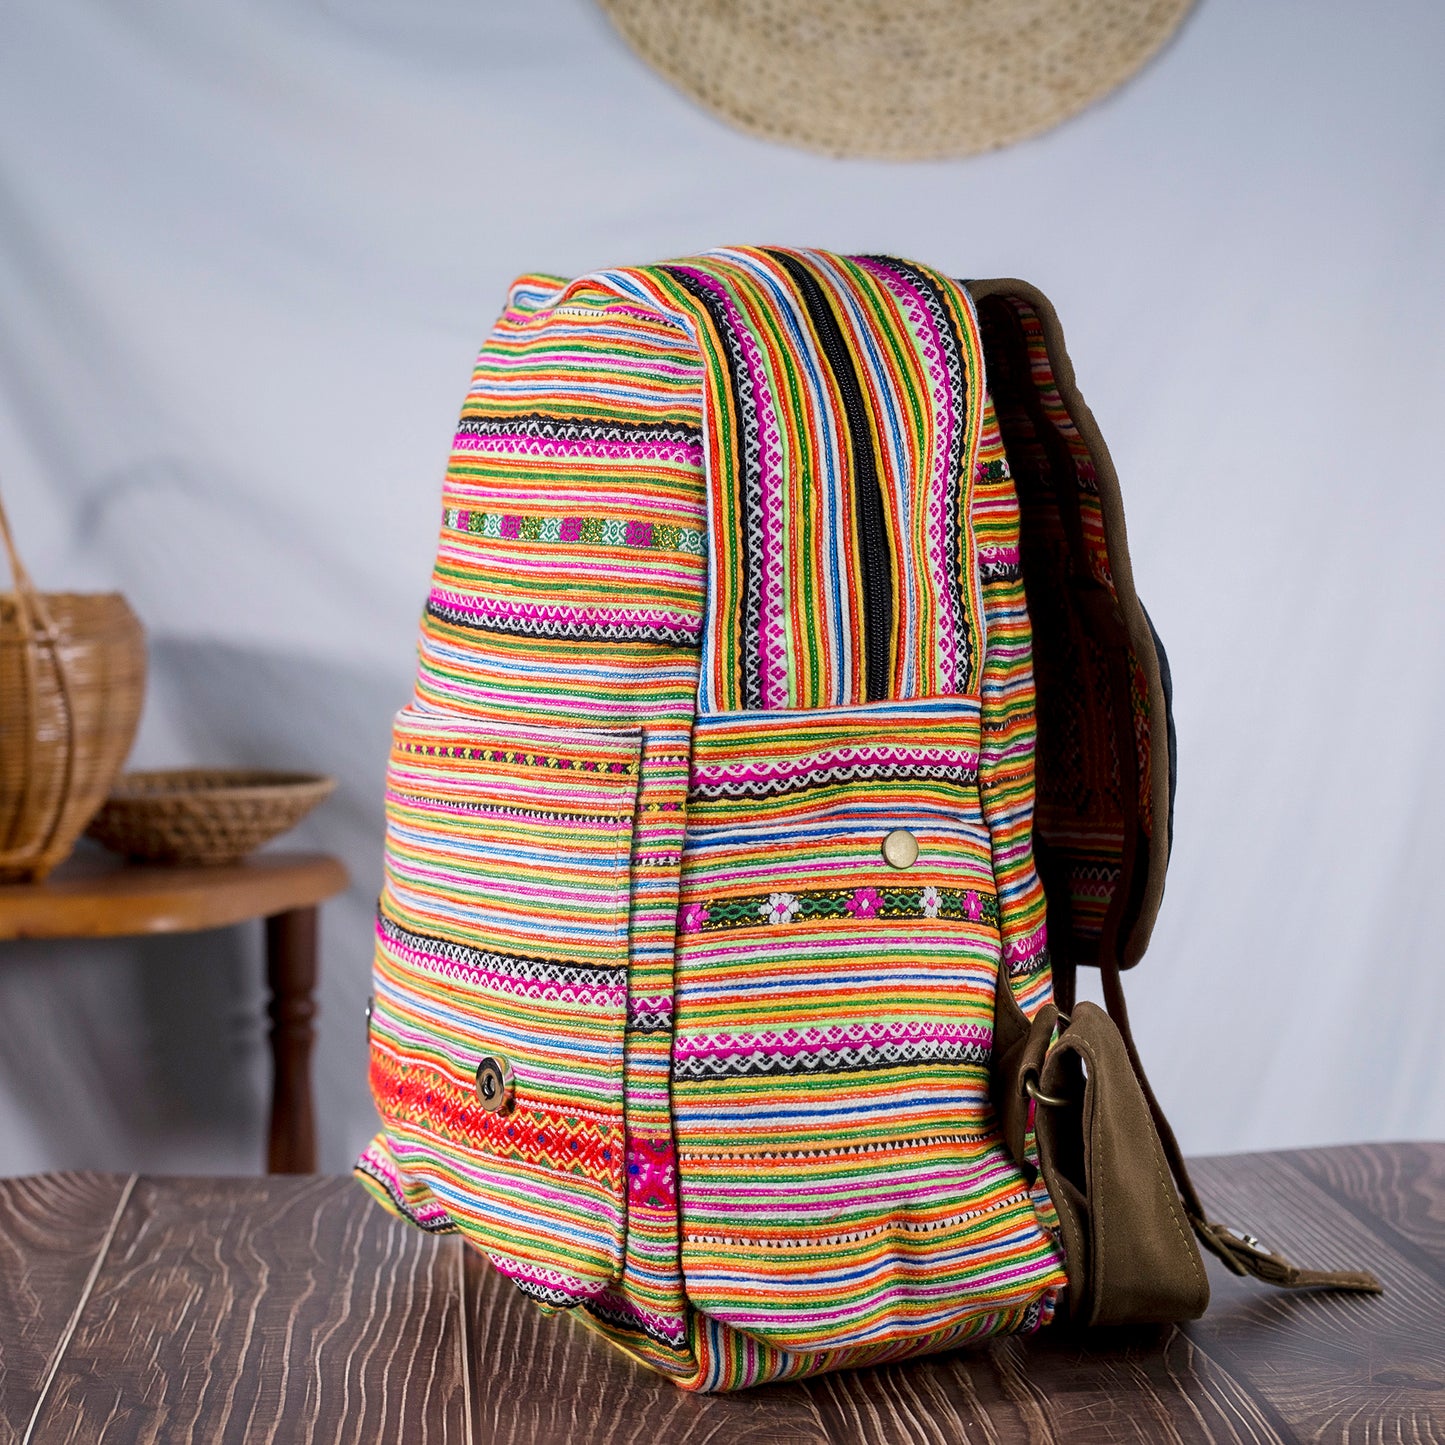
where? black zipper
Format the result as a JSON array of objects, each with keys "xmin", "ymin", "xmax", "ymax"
[{"xmin": 769, "ymin": 252, "xmax": 893, "ymax": 702}]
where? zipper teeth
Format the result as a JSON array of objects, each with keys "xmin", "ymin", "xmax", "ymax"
[{"xmin": 771, "ymin": 253, "xmax": 892, "ymax": 703}]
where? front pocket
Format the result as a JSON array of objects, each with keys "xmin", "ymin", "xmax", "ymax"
[
  {"xmin": 366, "ymin": 705, "xmax": 640, "ymax": 1300},
  {"xmin": 673, "ymin": 699, "xmax": 1066, "ymax": 1352}
]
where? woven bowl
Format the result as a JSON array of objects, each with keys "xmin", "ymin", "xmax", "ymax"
[{"xmin": 85, "ymin": 769, "xmax": 336, "ymax": 867}]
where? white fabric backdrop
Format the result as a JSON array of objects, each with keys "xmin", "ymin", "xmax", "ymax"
[{"xmin": 1, "ymin": 0, "xmax": 1441, "ymax": 1175}]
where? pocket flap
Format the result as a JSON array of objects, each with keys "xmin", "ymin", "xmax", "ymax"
[
  {"xmin": 366, "ymin": 706, "xmax": 641, "ymax": 1299},
  {"xmin": 672, "ymin": 700, "xmax": 1067, "ymax": 1351}
]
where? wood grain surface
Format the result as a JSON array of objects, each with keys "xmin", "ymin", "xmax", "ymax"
[
  {"xmin": 0, "ymin": 1172, "xmax": 131, "ymax": 1443},
  {"xmin": 0, "ymin": 850, "xmax": 348, "ymax": 940},
  {"xmin": 2, "ymin": 1144, "xmax": 1440, "ymax": 1444}
]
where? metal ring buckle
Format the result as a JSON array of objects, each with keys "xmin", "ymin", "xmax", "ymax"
[{"xmin": 1023, "ymin": 1073, "xmax": 1071, "ymax": 1108}]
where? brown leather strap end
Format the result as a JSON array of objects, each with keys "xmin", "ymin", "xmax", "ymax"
[
  {"xmin": 1034, "ymin": 1003, "xmax": 1211, "ymax": 1326},
  {"xmin": 992, "ymin": 1002, "xmax": 1058, "ymax": 1168},
  {"xmin": 1193, "ymin": 1219, "xmax": 1383, "ymax": 1294},
  {"xmin": 1092, "ymin": 953, "xmax": 1385, "ymax": 1304}
]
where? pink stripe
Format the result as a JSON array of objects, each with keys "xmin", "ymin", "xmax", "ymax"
[
  {"xmin": 452, "ymin": 432, "xmax": 703, "ymax": 467},
  {"xmin": 978, "ymin": 545, "xmax": 1021, "ymax": 567},
  {"xmin": 430, "ymin": 588, "xmax": 700, "ymax": 635},
  {"xmin": 692, "ymin": 747, "xmax": 979, "ymax": 789},
  {"xmin": 674, "ymin": 1020, "xmax": 991, "ymax": 1059},
  {"xmin": 696, "ymin": 1160, "xmax": 1018, "ymax": 1207},
  {"xmin": 1003, "ymin": 921, "xmax": 1049, "ymax": 965},
  {"xmin": 709, "ymin": 1256, "xmax": 1052, "ymax": 1330}
]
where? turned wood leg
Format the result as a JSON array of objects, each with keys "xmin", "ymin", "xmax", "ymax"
[{"xmin": 264, "ymin": 906, "xmax": 319, "ymax": 1174}]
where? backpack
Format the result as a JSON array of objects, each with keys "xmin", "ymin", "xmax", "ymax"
[{"xmin": 355, "ymin": 248, "xmax": 1378, "ymax": 1392}]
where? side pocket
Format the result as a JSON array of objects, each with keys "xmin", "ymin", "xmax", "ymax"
[
  {"xmin": 672, "ymin": 699, "xmax": 1067, "ymax": 1352},
  {"xmin": 366, "ymin": 705, "xmax": 640, "ymax": 1300}
]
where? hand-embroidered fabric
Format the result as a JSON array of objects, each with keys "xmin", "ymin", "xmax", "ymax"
[{"xmin": 355, "ymin": 248, "xmax": 1180, "ymax": 1391}]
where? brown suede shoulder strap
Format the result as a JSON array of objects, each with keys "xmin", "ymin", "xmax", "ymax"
[
  {"xmin": 975, "ymin": 274, "xmax": 1384, "ymax": 1314},
  {"xmin": 967, "ymin": 276, "xmax": 1170, "ymax": 979}
]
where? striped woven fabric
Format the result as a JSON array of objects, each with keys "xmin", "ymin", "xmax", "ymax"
[{"xmin": 356, "ymin": 248, "xmax": 1153, "ymax": 1390}]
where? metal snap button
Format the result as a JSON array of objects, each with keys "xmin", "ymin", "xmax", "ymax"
[
  {"xmin": 475, "ymin": 1055, "xmax": 515, "ymax": 1114},
  {"xmin": 364, "ymin": 994, "xmax": 373, "ymax": 1036},
  {"xmin": 881, "ymin": 828, "xmax": 919, "ymax": 870}
]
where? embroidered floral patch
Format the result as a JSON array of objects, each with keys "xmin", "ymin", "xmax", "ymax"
[
  {"xmin": 680, "ymin": 902, "xmax": 710, "ymax": 934},
  {"xmin": 626, "ymin": 1136, "xmax": 677, "ymax": 1211},
  {"xmin": 762, "ymin": 892, "xmax": 801, "ymax": 925},
  {"xmin": 692, "ymin": 886, "xmax": 999, "ymax": 932},
  {"xmin": 847, "ymin": 887, "xmax": 882, "ymax": 919}
]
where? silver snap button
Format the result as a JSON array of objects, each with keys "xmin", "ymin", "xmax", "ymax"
[
  {"xmin": 881, "ymin": 828, "xmax": 919, "ymax": 870},
  {"xmin": 475, "ymin": 1055, "xmax": 516, "ymax": 1114},
  {"xmin": 364, "ymin": 994, "xmax": 374, "ymax": 1035}
]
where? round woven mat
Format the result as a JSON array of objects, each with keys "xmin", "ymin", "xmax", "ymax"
[{"xmin": 596, "ymin": 0, "xmax": 1195, "ymax": 160}]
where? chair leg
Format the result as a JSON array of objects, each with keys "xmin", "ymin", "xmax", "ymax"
[{"xmin": 264, "ymin": 906, "xmax": 318, "ymax": 1173}]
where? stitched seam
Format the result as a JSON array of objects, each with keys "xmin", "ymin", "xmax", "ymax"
[
  {"xmin": 1151, "ymin": 1120, "xmax": 1206, "ymax": 1297},
  {"xmin": 1079, "ymin": 1037, "xmax": 1107, "ymax": 1322}
]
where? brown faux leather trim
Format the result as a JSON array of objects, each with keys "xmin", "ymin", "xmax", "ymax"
[
  {"xmin": 967, "ymin": 278, "xmax": 1171, "ymax": 968},
  {"xmin": 992, "ymin": 994, "xmax": 1058, "ymax": 1172},
  {"xmin": 1034, "ymin": 1002, "xmax": 1210, "ymax": 1326}
]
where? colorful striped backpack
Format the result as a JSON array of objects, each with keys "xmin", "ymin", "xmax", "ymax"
[{"xmin": 356, "ymin": 249, "xmax": 1379, "ymax": 1391}]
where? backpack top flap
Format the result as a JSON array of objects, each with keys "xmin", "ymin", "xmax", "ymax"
[
  {"xmin": 970, "ymin": 278, "xmax": 1172, "ymax": 976},
  {"xmin": 530, "ymin": 250, "xmax": 1169, "ymax": 975},
  {"xmin": 616, "ymin": 254, "xmax": 1170, "ymax": 976}
]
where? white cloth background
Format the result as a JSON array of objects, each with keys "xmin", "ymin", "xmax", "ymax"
[{"xmin": 1, "ymin": 0, "xmax": 1441, "ymax": 1175}]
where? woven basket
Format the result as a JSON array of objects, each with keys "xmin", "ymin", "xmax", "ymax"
[
  {"xmin": 596, "ymin": 0, "xmax": 1195, "ymax": 160},
  {"xmin": 0, "ymin": 490, "xmax": 147, "ymax": 882},
  {"xmin": 86, "ymin": 769, "xmax": 336, "ymax": 867}
]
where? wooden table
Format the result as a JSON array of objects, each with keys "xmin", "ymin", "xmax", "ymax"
[
  {"xmin": 0, "ymin": 849, "xmax": 349, "ymax": 1175},
  {"xmin": 0, "ymin": 1144, "xmax": 1438, "ymax": 1443}
]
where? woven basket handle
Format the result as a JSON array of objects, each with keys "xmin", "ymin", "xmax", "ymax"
[
  {"xmin": 0, "ymin": 483, "xmax": 77, "ymax": 872},
  {"xmin": 0, "ymin": 485, "xmax": 58, "ymax": 642}
]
